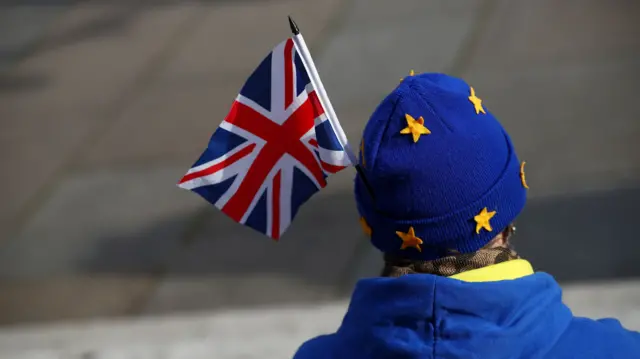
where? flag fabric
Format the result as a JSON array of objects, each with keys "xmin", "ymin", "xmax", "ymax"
[{"xmin": 178, "ymin": 38, "xmax": 352, "ymax": 239}]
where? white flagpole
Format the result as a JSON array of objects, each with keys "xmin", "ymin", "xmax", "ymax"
[
  {"xmin": 288, "ymin": 17, "xmax": 376, "ymax": 200},
  {"xmin": 288, "ymin": 17, "xmax": 358, "ymax": 167}
]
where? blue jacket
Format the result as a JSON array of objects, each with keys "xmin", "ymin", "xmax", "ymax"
[{"xmin": 293, "ymin": 260, "xmax": 640, "ymax": 358}]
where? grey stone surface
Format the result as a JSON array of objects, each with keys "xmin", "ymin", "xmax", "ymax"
[
  {"xmin": 0, "ymin": 276, "xmax": 156, "ymax": 326},
  {"xmin": 2, "ymin": 3, "xmax": 200, "ymax": 112},
  {"xmin": 517, "ymin": 187, "xmax": 640, "ymax": 282},
  {"xmin": 467, "ymin": 0, "xmax": 640, "ymax": 70},
  {"xmin": 0, "ymin": 107, "xmax": 97, "ymax": 244},
  {"xmin": 318, "ymin": 0, "xmax": 482, "ymax": 110},
  {"xmin": 0, "ymin": 167, "xmax": 201, "ymax": 278},
  {"xmin": 157, "ymin": 0, "xmax": 344, "ymax": 82},
  {"xmin": 0, "ymin": 3, "xmax": 203, "ymax": 242},
  {"xmin": 143, "ymin": 188, "xmax": 362, "ymax": 314},
  {"xmin": 0, "ymin": 4, "xmax": 68, "ymax": 69},
  {"xmin": 143, "ymin": 275, "xmax": 338, "ymax": 314},
  {"xmin": 80, "ymin": 80, "xmax": 242, "ymax": 167}
]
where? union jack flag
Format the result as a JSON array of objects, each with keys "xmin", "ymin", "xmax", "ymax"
[{"xmin": 178, "ymin": 38, "xmax": 352, "ymax": 239}]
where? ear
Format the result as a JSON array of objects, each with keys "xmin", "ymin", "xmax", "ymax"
[{"xmin": 489, "ymin": 231, "xmax": 508, "ymax": 247}]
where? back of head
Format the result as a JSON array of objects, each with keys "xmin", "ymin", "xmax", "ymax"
[{"xmin": 355, "ymin": 73, "xmax": 528, "ymax": 262}]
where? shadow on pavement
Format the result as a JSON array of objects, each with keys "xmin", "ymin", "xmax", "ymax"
[
  {"xmin": 0, "ymin": 1, "xmax": 147, "ymax": 68},
  {"xmin": 0, "ymin": 0, "xmax": 262, "ymax": 5},
  {"xmin": 517, "ymin": 186, "xmax": 640, "ymax": 283},
  {"xmin": 0, "ymin": 71, "xmax": 49, "ymax": 93},
  {"xmin": 82, "ymin": 186, "xmax": 364, "ymax": 293},
  {"xmin": 80, "ymin": 184, "xmax": 640, "ymax": 289},
  {"xmin": 0, "ymin": 0, "xmax": 274, "ymax": 93}
]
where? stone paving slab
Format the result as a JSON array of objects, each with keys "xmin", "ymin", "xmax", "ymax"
[
  {"xmin": 317, "ymin": 0, "xmax": 482, "ymax": 110},
  {"xmin": 80, "ymin": 80, "xmax": 242, "ymax": 167},
  {"xmin": 143, "ymin": 187, "xmax": 362, "ymax": 314},
  {"xmin": 344, "ymin": 0, "xmax": 479, "ymax": 31},
  {"xmin": 0, "ymin": 4, "xmax": 69, "ymax": 69},
  {"xmin": 143, "ymin": 275, "xmax": 339, "ymax": 315},
  {"xmin": 0, "ymin": 166, "xmax": 201, "ymax": 279},
  {"xmin": 468, "ymin": 0, "xmax": 640, "ymax": 70},
  {"xmin": 0, "ymin": 3, "xmax": 203, "ymax": 242},
  {"xmin": 1, "ymin": 2, "xmax": 200, "ymax": 113},
  {"xmin": 0, "ymin": 107, "xmax": 97, "ymax": 243},
  {"xmin": 517, "ymin": 186, "xmax": 640, "ymax": 282},
  {"xmin": 0, "ymin": 276, "xmax": 156, "ymax": 326},
  {"xmin": 158, "ymin": 0, "xmax": 344, "ymax": 82}
]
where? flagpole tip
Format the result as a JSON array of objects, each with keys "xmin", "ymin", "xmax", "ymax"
[{"xmin": 288, "ymin": 15, "xmax": 300, "ymax": 35}]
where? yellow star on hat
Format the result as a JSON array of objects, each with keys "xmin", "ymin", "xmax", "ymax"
[
  {"xmin": 396, "ymin": 226, "xmax": 423, "ymax": 252},
  {"xmin": 400, "ymin": 114, "xmax": 431, "ymax": 143},
  {"xmin": 400, "ymin": 69, "xmax": 415, "ymax": 82},
  {"xmin": 520, "ymin": 161, "xmax": 529, "ymax": 189},
  {"xmin": 474, "ymin": 207, "xmax": 496, "ymax": 234},
  {"xmin": 359, "ymin": 217, "xmax": 372, "ymax": 236},
  {"xmin": 468, "ymin": 86, "xmax": 486, "ymax": 115}
]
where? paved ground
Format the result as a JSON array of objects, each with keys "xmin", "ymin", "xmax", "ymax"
[{"xmin": 0, "ymin": 0, "xmax": 639, "ymax": 327}]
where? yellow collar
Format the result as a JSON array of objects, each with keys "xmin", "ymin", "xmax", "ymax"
[{"xmin": 449, "ymin": 259, "xmax": 534, "ymax": 282}]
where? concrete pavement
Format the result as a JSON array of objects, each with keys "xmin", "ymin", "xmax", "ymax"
[{"xmin": 0, "ymin": 0, "xmax": 639, "ymax": 327}]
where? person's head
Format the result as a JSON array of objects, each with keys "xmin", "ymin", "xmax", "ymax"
[{"xmin": 355, "ymin": 73, "xmax": 528, "ymax": 266}]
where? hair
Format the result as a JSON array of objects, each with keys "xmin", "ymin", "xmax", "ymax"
[{"xmin": 381, "ymin": 223, "xmax": 517, "ymax": 277}]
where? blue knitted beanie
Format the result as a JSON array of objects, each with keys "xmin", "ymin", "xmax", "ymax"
[{"xmin": 355, "ymin": 73, "xmax": 528, "ymax": 260}]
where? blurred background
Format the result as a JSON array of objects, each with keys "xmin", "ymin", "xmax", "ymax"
[{"xmin": 0, "ymin": 0, "xmax": 639, "ymax": 358}]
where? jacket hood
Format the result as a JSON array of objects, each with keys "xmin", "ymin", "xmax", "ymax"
[{"xmin": 332, "ymin": 270, "xmax": 573, "ymax": 358}]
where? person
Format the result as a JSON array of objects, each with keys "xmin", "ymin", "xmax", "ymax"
[{"xmin": 293, "ymin": 73, "xmax": 640, "ymax": 358}]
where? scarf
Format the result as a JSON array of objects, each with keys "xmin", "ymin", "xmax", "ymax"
[{"xmin": 382, "ymin": 246, "xmax": 520, "ymax": 278}]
